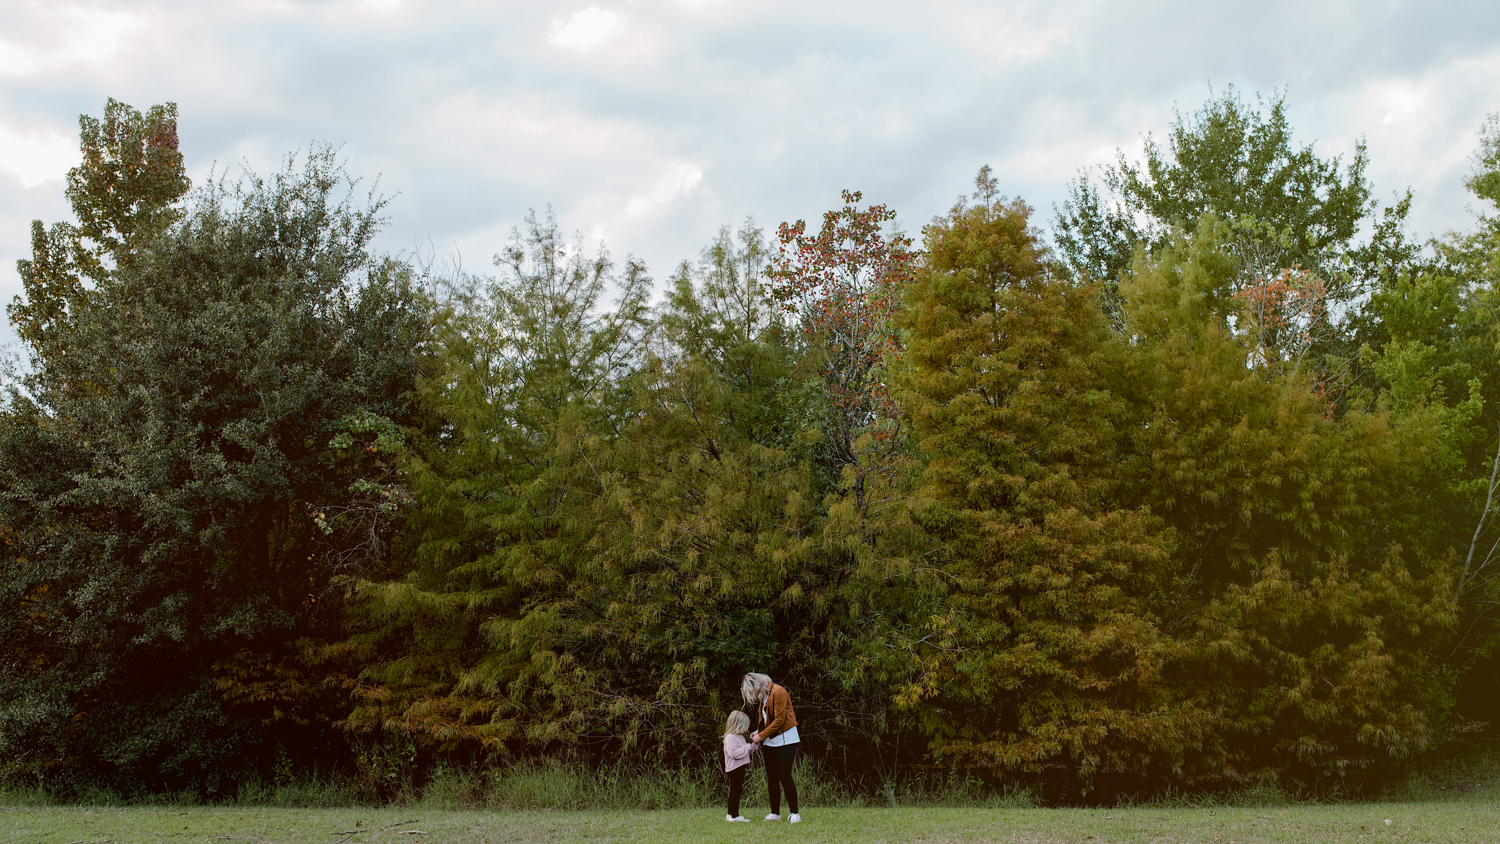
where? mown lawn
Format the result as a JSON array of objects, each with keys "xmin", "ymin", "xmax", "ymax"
[{"xmin": 5, "ymin": 796, "xmax": 1499, "ymax": 844}]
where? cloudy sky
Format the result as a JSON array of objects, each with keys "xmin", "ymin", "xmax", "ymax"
[{"xmin": 3, "ymin": 0, "xmax": 1499, "ymax": 353}]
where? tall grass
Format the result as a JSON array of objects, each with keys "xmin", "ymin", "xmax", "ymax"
[
  {"xmin": 234, "ymin": 774, "xmax": 364, "ymax": 808},
  {"xmin": 15, "ymin": 740, "xmax": 1499, "ymax": 810},
  {"xmin": 0, "ymin": 782, "xmax": 54, "ymax": 807},
  {"xmin": 1381, "ymin": 739, "xmax": 1500, "ymax": 803},
  {"xmin": 418, "ymin": 758, "xmax": 1035, "ymax": 811}
]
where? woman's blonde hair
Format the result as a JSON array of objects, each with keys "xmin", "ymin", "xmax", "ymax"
[
  {"xmin": 725, "ymin": 710, "xmax": 750, "ymax": 736},
  {"xmin": 741, "ymin": 673, "xmax": 772, "ymax": 705}
]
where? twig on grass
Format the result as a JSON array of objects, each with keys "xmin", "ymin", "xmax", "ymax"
[{"xmin": 378, "ymin": 819, "xmax": 420, "ymax": 831}]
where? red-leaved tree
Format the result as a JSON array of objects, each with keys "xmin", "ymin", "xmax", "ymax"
[{"xmin": 768, "ymin": 190, "xmax": 916, "ymax": 520}]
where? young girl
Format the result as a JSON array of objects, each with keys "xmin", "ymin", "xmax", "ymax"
[{"xmin": 722, "ymin": 710, "xmax": 760, "ymax": 822}]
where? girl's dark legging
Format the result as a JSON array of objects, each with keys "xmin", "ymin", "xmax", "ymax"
[
  {"xmin": 727, "ymin": 766, "xmax": 747, "ymax": 817},
  {"xmin": 763, "ymin": 742, "xmax": 799, "ymax": 815}
]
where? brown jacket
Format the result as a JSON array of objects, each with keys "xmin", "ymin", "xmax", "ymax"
[{"xmin": 755, "ymin": 683, "xmax": 798, "ymax": 743}]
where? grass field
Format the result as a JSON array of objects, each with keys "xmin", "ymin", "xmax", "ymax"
[
  {"xmin": 5, "ymin": 796, "xmax": 1500, "ymax": 844},
  {"xmin": 8, "ymin": 745, "xmax": 1500, "ymax": 844}
]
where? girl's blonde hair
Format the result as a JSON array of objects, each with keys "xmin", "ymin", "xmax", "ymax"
[
  {"xmin": 741, "ymin": 673, "xmax": 772, "ymax": 705},
  {"xmin": 725, "ymin": 710, "xmax": 751, "ymax": 736}
]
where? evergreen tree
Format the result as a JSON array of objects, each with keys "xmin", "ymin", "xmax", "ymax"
[
  {"xmin": 347, "ymin": 212, "xmax": 653, "ymax": 754},
  {"xmin": 351, "ymin": 219, "xmax": 894, "ymax": 769},
  {"xmin": 893, "ymin": 171, "xmax": 1184, "ymax": 782}
]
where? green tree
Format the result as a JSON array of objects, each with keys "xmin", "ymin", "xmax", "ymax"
[
  {"xmin": 1365, "ymin": 115, "xmax": 1500, "ymax": 728},
  {"xmin": 1115, "ymin": 219, "xmax": 1455, "ymax": 786},
  {"xmin": 893, "ymin": 169, "xmax": 1455, "ymax": 790},
  {"xmin": 346, "ymin": 212, "xmax": 654, "ymax": 755},
  {"xmin": 1450, "ymin": 116, "xmax": 1500, "ymax": 640},
  {"xmin": 1055, "ymin": 88, "xmax": 1413, "ymax": 316},
  {"xmin": 350, "ymin": 218, "xmax": 900, "ymax": 773},
  {"xmin": 0, "ymin": 118, "xmax": 425, "ymax": 795}
]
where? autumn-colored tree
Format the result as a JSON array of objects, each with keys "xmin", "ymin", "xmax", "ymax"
[
  {"xmin": 891, "ymin": 171, "xmax": 1187, "ymax": 782},
  {"xmin": 768, "ymin": 190, "xmax": 916, "ymax": 521},
  {"xmin": 5, "ymin": 92, "xmax": 1494, "ymax": 801},
  {"xmin": 10, "ymin": 99, "xmax": 190, "ymax": 357}
]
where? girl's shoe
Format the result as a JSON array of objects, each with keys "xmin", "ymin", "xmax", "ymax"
[
  {"xmin": 726, "ymin": 815, "xmax": 750, "ymax": 822},
  {"xmin": 788, "ymin": 813, "xmax": 802, "ymax": 823},
  {"xmin": 764, "ymin": 813, "xmax": 781, "ymax": 821}
]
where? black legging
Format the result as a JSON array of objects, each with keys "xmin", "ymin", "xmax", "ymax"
[
  {"xmin": 727, "ymin": 766, "xmax": 747, "ymax": 817},
  {"xmin": 763, "ymin": 742, "xmax": 799, "ymax": 815}
]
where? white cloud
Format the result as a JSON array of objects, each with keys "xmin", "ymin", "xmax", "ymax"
[
  {"xmin": 0, "ymin": 123, "xmax": 78, "ymax": 189},
  {"xmin": 625, "ymin": 162, "xmax": 704, "ymax": 218},
  {"xmin": 0, "ymin": 4, "xmax": 148, "ymax": 76},
  {"xmin": 549, "ymin": 7, "xmax": 624, "ymax": 52},
  {"xmin": 942, "ymin": 6, "xmax": 1076, "ymax": 65},
  {"xmin": 4, "ymin": 0, "xmax": 1500, "ymax": 353},
  {"xmin": 1380, "ymin": 87, "xmax": 1423, "ymax": 126},
  {"xmin": 1315, "ymin": 50, "xmax": 1500, "ymax": 235}
]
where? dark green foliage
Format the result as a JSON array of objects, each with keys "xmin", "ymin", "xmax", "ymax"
[
  {"xmin": 347, "ymin": 211, "xmax": 658, "ymax": 750},
  {"xmin": 1115, "ymin": 221, "xmax": 1456, "ymax": 784},
  {"xmin": 0, "ymin": 108, "xmax": 426, "ymax": 795},
  {"xmin": 349, "ymin": 215, "xmax": 918, "ymax": 778},
  {"xmin": 350, "ymin": 217, "xmax": 886, "ymax": 762}
]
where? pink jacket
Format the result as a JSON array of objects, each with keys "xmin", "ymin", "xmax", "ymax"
[{"xmin": 723, "ymin": 733, "xmax": 759, "ymax": 772}]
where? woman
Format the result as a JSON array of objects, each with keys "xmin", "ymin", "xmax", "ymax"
[{"xmin": 741, "ymin": 672, "xmax": 801, "ymax": 823}]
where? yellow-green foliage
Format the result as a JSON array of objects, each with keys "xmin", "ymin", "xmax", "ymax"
[{"xmin": 892, "ymin": 177, "xmax": 1187, "ymax": 778}]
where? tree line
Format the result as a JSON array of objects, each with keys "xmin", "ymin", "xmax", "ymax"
[{"xmin": 2, "ymin": 91, "xmax": 1498, "ymax": 800}]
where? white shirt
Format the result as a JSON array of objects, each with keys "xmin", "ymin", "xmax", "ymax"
[{"xmin": 760, "ymin": 699, "xmax": 800, "ymax": 747}]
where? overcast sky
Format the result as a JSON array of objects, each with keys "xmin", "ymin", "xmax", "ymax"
[{"xmin": 3, "ymin": 0, "xmax": 1499, "ymax": 354}]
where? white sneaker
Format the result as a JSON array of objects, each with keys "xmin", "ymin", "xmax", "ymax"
[
  {"xmin": 726, "ymin": 815, "xmax": 750, "ymax": 822},
  {"xmin": 764, "ymin": 813, "xmax": 781, "ymax": 821},
  {"xmin": 788, "ymin": 813, "xmax": 802, "ymax": 824}
]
